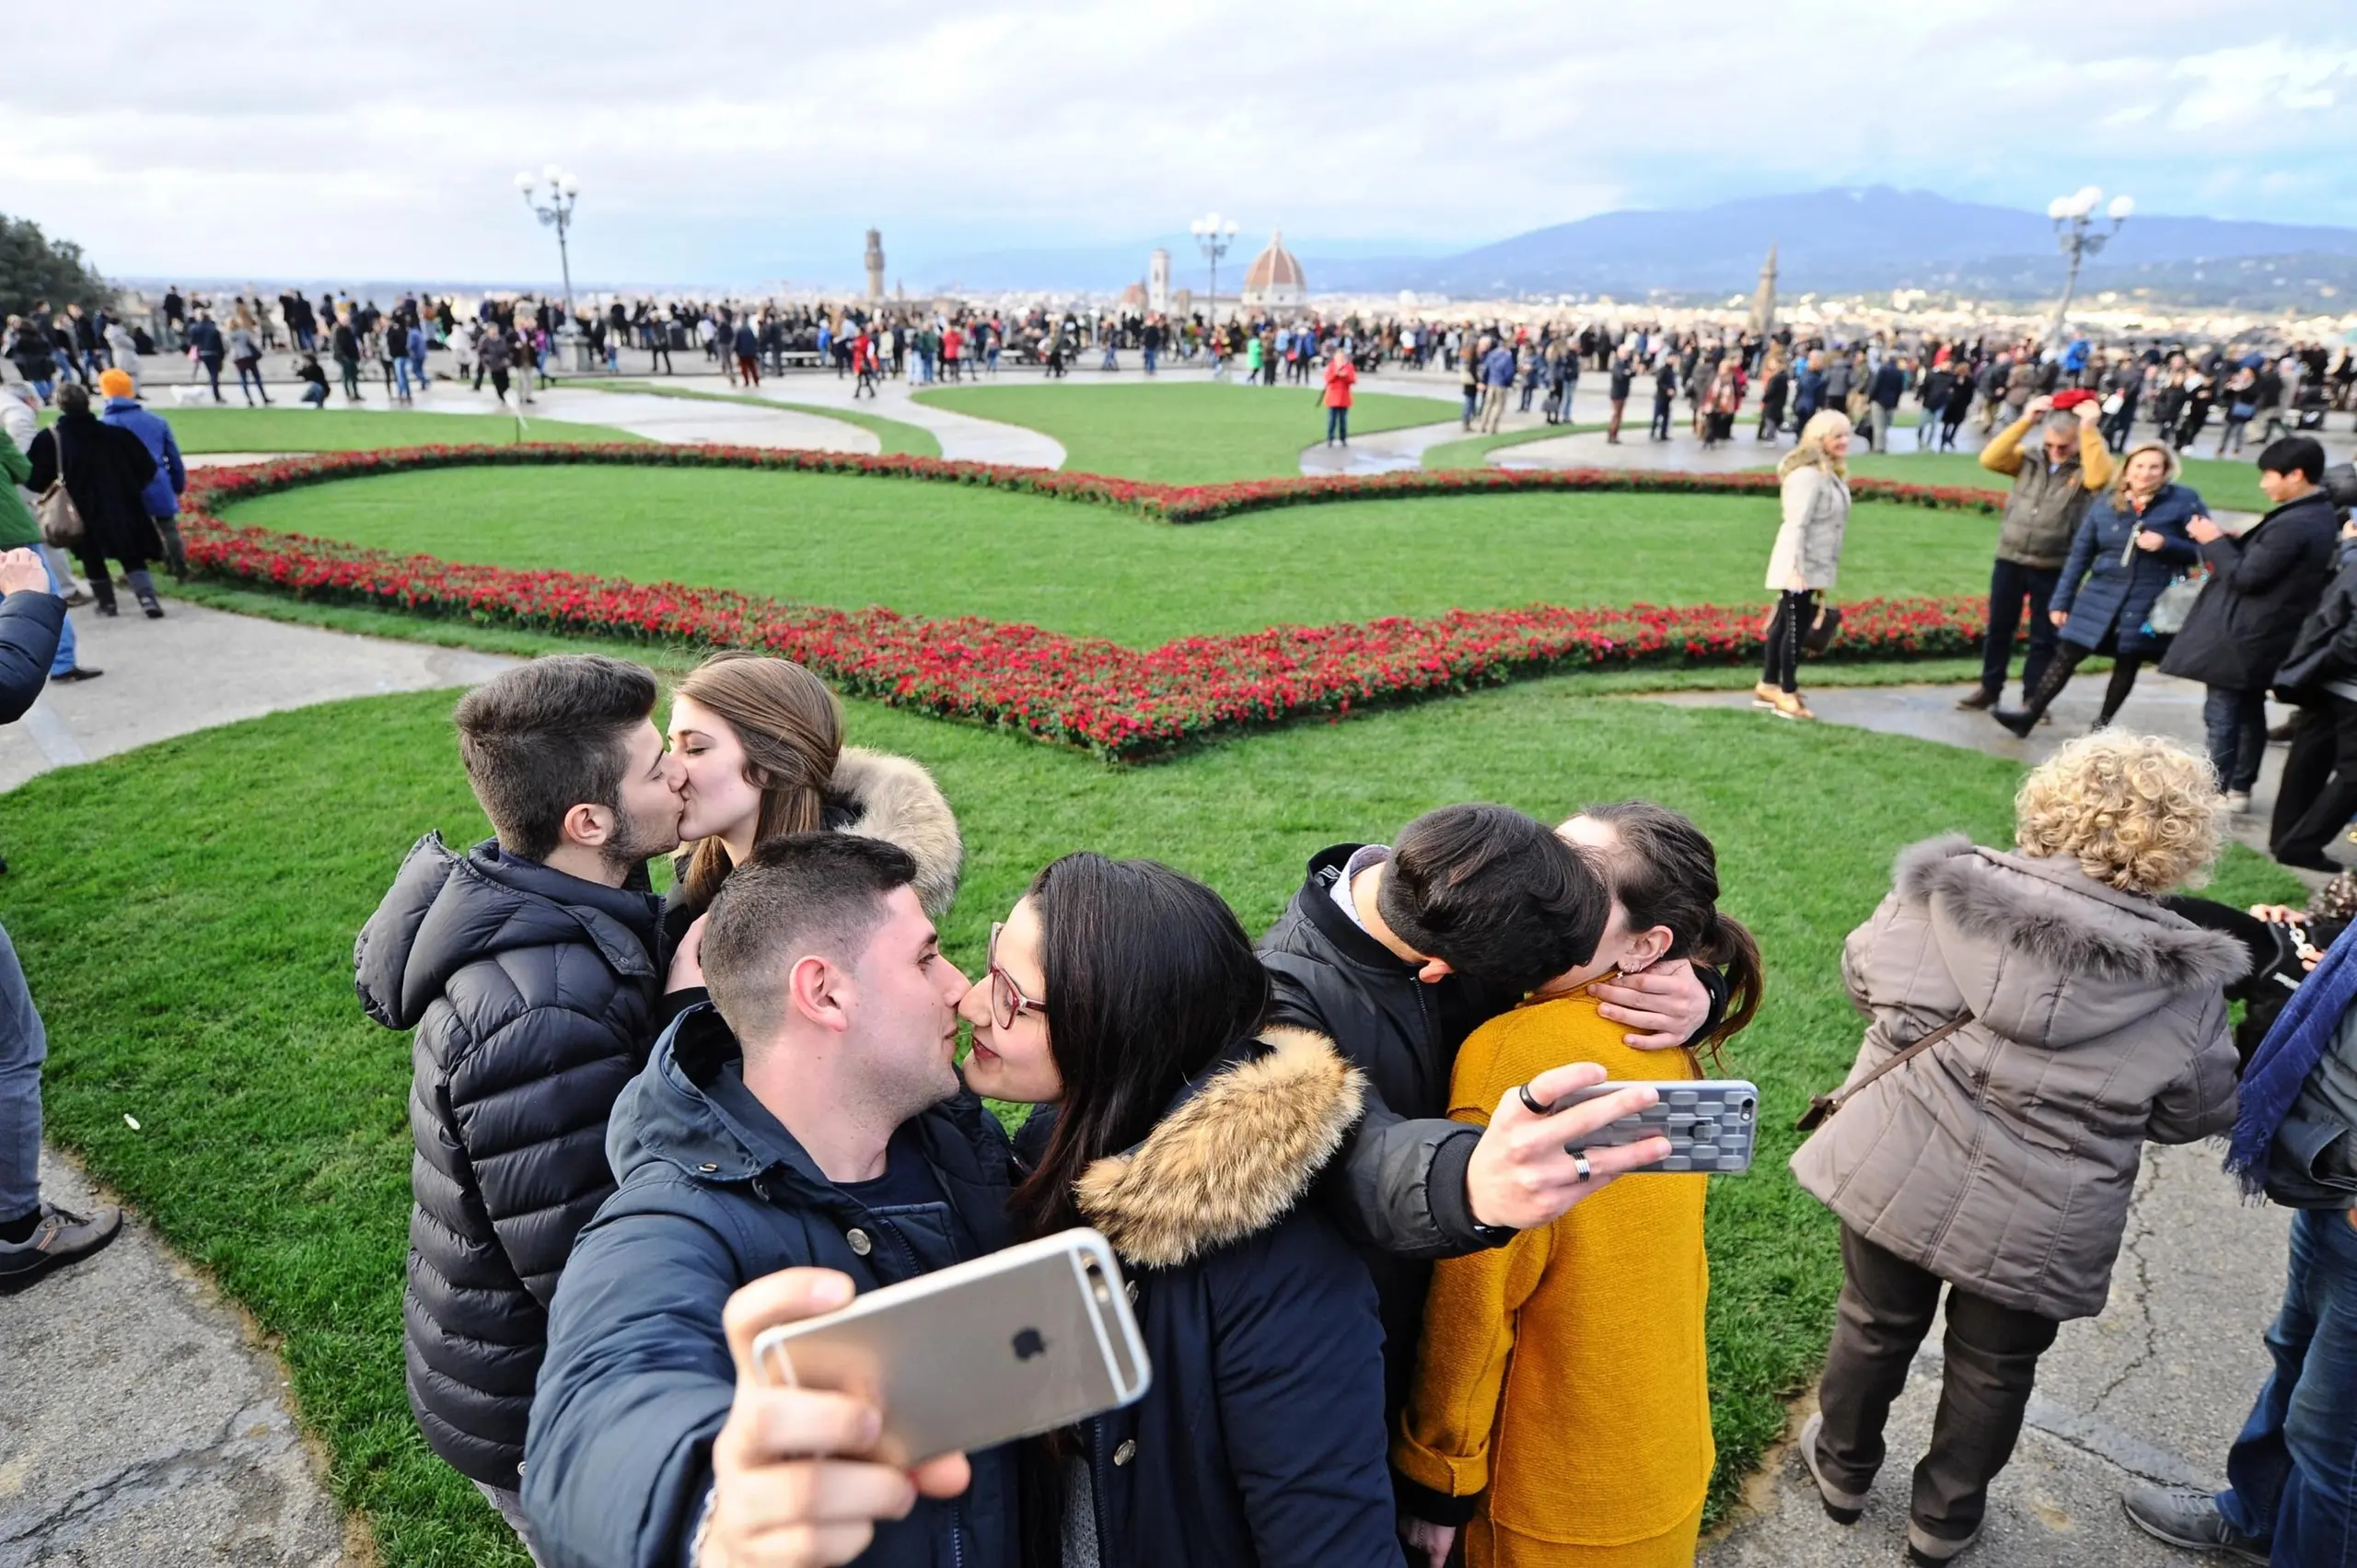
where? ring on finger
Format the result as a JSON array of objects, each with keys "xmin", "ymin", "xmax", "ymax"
[
  {"xmin": 1567, "ymin": 1147, "xmax": 1594, "ymax": 1182},
  {"xmin": 1517, "ymin": 1082, "xmax": 1550, "ymax": 1117}
]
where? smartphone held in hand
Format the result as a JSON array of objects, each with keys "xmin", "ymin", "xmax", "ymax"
[
  {"xmin": 1542, "ymin": 1080, "xmax": 1760, "ymax": 1174},
  {"xmin": 750, "ymin": 1227, "xmax": 1152, "ymax": 1466}
]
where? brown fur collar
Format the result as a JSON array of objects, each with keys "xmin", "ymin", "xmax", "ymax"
[
  {"xmin": 1893, "ymin": 833, "xmax": 2248, "ymax": 993},
  {"xmin": 830, "ymin": 748, "xmax": 962, "ymax": 919},
  {"xmin": 1074, "ymin": 1027, "xmax": 1364, "ymax": 1270}
]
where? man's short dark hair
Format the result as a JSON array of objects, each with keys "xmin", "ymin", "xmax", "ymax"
[
  {"xmin": 702, "ymin": 833, "xmax": 919, "ymax": 1050},
  {"xmin": 1377, "ymin": 804, "xmax": 1610, "ymax": 993},
  {"xmin": 2257, "ymin": 436, "xmax": 2326, "ymax": 484},
  {"xmin": 453, "ymin": 656, "xmax": 657, "ymax": 861}
]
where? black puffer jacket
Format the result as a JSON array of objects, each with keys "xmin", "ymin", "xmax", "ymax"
[
  {"xmin": 2161, "ymin": 490, "xmax": 2340, "ymax": 691},
  {"xmin": 354, "ymin": 832, "xmax": 667, "ymax": 1489}
]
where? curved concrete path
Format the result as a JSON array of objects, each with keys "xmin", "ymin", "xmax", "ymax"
[{"xmin": 2, "ymin": 603, "xmax": 519, "ymax": 1565}]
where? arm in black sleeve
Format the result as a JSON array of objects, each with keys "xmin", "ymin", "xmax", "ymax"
[{"xmin": 0, "ymin": 592, "xmax": 64, "ymax": 723}]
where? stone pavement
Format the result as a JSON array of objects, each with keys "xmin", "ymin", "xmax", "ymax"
[
  {"xmin": 0, "ymin": 604, "xmax": 518, "ymax": 1565},
  {"xmin": 1653, "ymin": 676, "xmax": 2304, "ymax": 1565}
]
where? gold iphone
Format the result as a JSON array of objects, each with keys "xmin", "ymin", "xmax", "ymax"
[{"xmin": 750, "ymin": 1227, "xmax": 1151, "ymax": 1466}]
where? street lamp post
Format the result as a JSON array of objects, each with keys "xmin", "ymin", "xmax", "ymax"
[
  {"xmin": 2045, "ymin": 185, "xmax": 2132, "ymax": 349},
  {"xmin": 516, "ymin": 165, "xmax": 582, "ymax": 315},
  {"xmin": 1188, "ymin": 212, "xmax": 1239, "ymax": 327}
]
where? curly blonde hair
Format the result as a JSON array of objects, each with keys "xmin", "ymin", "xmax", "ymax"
[{"xmin": 2014, "ymin": 732, "xmax": 2223, "ymax": 895}]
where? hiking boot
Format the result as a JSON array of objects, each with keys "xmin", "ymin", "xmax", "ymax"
[
  {"xmin": 2121, "ymin": 1484, "xmax": 2269, "ymax": 1562},
  {"xmin": 1955, "ymin": 688, "xmax": 2000, "ymax": 711},
  {"xmin": 0, "ymin": 1202, "xmax": 122, "ymax": 1292},
  {"xmin": 1796, "ymin": 1412, "xmax": 1865, "ymax": 1524},
  {"xmin": 1906, "ymin": 1521, "xmax": 1983, "ymax": 1565}
]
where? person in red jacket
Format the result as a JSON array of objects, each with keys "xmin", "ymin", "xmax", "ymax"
[{"xmin": 1323, "ymin": 345, "xmax": 1357, "ymax": 447}]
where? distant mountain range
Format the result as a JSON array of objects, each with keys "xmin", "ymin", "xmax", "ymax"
[{"xmin": 914, "ymin": 187, "xmax": 2357, "ymax": 308}]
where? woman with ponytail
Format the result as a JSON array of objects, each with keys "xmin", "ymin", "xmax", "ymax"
[
  {"xmin": 1397, "ymin": 801, "xmax": 1760, "ymax": 1568},
  {"xmin": 662, "ymin": 651, "xmax": 963, "ymax": 976}
]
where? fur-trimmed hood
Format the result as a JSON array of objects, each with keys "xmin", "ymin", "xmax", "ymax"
[
  {"xmin": 1895, "ymin": 833, "xmax": 2248, "ymax": 1049},
  {"xmin": 829, "ymin": 747, "xmax": 963, "ymax": 918},
  {"xmin": 1074, "ymin": 1027, "xmax": 1365, "ymax": 1271}
]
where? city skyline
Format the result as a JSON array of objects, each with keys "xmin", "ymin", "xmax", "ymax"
[{"xmin": 6, "ymin": 0, "xmax": 2351, "ymax": 289}]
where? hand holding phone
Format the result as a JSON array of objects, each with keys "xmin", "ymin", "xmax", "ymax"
[
  {"xmin": 1465, "ymin": 1062, "xmax": 1670, "ymax": 1230},
  {"xmin": 702, "ymin": 1268, "xmax": 970, "ymax": 1568}
]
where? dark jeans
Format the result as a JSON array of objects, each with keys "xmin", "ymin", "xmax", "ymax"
[
  {"xmin": 2205, "ymin": 684, "xmax": 2270, "ymax": 794},
  {"xmin": 1327, "ymin": 406, "xmax": 1349, "ymax": 444},
  {"xmin": 0, "ymin": 921, "xmax": 46, "ymax": 1223},
  {"xmin": 1978, "ymin": 558, "xmax": 2061, "ymax": 701},
  {"xmin": 2273, "ymin": 697, "xmax": 2357, "ymax": 863},
  {"xmin": 1762, "ymin": 589, "xmax": 1816, "ymax": 693},
  {"xmin": 2217, "ymin": 1209, "xmax": 2357, "ymax": 1564},
  {"xmin": 1816, "ymin": 1226, "xmax": 2060, "ymax": 1543},
  {"xmin": 1650, "ymin": 396, "xmax": 1672, "ymax": 439}
]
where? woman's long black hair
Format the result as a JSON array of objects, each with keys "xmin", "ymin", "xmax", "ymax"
[{"xmin": 1006, "ymin": 852, "xmax": 1271, "ymax": 1240}]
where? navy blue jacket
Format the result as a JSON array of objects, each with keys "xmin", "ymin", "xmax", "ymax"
[
  {"xmin": 524, "ymin": 1005, "xmax": 1020, "ymax": 1568},
  {"xmin": 0, "ymin": 590, "xmax": 63, "ymax": 719},
  {"xmin": 2050, "ymin": 481, "xmax": 2205, "ymax": 656},
  {"xmin": 1058, "ymin": 1027, "xmax": 1398, "ymax": 1568}
]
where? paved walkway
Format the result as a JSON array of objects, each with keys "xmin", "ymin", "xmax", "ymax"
[
  {"xmin": 0, "ymin": 605, "xmax": 517, "ymax": 1565},
  {"xmin": 1656, "ymin": 675, "xmax": 2304, "ymax": 1565}
]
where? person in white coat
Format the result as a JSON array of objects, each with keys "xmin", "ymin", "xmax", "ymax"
[{"xmin": 1757, "ymin": 408, "xmax": 1854, "ymax": 721}]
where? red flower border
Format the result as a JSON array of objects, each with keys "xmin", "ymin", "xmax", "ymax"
[{"xmin": 180, "ymin": 447, "xmax": 2004, "ymax": 760}]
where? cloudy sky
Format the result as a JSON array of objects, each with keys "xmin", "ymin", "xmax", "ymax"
[{"xmin": 8, "ymin": 0, "xmax": 2352, "ymax": 290}]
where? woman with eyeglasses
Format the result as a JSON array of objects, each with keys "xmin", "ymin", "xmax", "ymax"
[{"xmin": 962, "ymin": 852, "xmax": 1399, "ymax": 1568}]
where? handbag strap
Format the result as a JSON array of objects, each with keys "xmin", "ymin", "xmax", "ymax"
[{"xmin": 1800, "ymin": 1013, "xmax": 1969, "ymax": 1131}]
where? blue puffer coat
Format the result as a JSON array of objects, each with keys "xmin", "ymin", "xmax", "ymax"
[
  {"xmin": 2050, "ymin": 479, "xmax": 2206, "ymax": 656},
  {"xmin": 523, "ymin": 1005, "xmax": 1020, "ymax": 1568},
  {"xmin": 1054, "ymin": 1026, "xmax": 1399, "ymax": 1568}
]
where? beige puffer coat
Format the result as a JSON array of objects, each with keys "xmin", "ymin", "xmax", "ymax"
[
  {"xmin": 1790, "ymin": 834, "xmax": 2247, "ymax": 1321},
  {"xmin": 1765, "ymin": 462, "xmax": 1850, "ymax": 591}
]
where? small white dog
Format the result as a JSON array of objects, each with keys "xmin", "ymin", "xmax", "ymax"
[{"xmin": 168, "ymin": 385, "xmax": 211, "ymax": 407}]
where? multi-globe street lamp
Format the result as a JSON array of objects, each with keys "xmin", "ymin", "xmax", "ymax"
[
  {"xmin": 1189, "ymin": 212, "xmax": 1238, "ymax": 324},
  {"xmin": 516, "ymin": 165, "xmax": 582, "ymax": 315},
  {"xmin": 2045, "ymin": 185, "xmax": 2133, "ymax": 347}
]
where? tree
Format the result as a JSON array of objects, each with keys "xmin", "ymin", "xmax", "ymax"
[{"xmin": 0, "ymin": 215, "xmax": 111, "ymax": 319}]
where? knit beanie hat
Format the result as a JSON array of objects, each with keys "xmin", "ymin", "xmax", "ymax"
[{"xmin": 97, "ymin": 368, "xmax": 135, "ymax": 399}]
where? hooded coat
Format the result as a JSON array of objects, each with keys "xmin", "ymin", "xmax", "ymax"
[
  {"xmin": 354, "ymin": 833, "xmax": 667, "ymax": 1489},
  {"xmin": 1791, "ymin": 836, "xmax": 2246, "ymax": 1320},
  {"xmin": 1061, "ymin": 1027, "xmax": 1399, "ymax": 1568},
  {"xmin": 524, "ymin": 1004, "xmax": 1019, "ymax": 1568}
]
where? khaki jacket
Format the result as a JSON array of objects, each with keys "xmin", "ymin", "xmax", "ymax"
[
  {"xmin": 1979, "ymin": 414, "xmax": 2115, "ymax": 568},
  {"xmin": 1791, "ymin": 836, "xmax": 2246, "ymax": 1320},
  {"xmin": 1766, "ymin": 465, "xmax": 1850, "ymax": 592}
]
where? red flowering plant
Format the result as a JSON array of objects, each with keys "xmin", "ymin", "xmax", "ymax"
[{"xmin": 180, "ymin": 447, "xmax": 2008, "ymax": 761}]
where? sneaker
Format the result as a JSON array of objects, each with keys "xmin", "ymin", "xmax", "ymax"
[
  {"xmin": 1796, "ymin": 1411, "xmax": 1866, "ymax": 1524},
  {"xmin": 1906, "ymin": 1520, "xmax": 1983, "ymax": 1564},
  {"xmin": 1771, "ymin": 691, "xmax": 1816, "ymax": 722},
  {"xmin": 0, "ymin": 1202, "xmax": 123, "ymax": 1292},
  {"xmin": 1752, "ymin": 681, "xmax": 1781, "ymax": 711},
  {"xmin": 1955, "ymin": 688, "xmax": 2000, "ymax": 711},
  {"xmin": 2120, "ymin": 1484, "xmax": 2268, "ymax": 1563},
  {"xmin": 2223, "ymin": 791, "xmax": 2252, "ymax": 815}
]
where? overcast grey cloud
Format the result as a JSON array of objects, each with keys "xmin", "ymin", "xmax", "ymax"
[{"xmin": 4, "ymin": 0, "xmax": 2351, "ymax": 288}]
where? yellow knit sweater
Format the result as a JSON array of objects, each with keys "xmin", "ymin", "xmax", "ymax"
[{"xmin": 1396, "ymin": 992, "xmax": 1714, "ymax": 1548}]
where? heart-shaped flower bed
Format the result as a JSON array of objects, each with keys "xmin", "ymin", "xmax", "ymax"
[{"xmin": 183, "ymin": 445, "xmax": 2005, "ymax": 760}]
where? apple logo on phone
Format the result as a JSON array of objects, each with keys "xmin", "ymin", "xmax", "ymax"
[{"xmin": 1011, "ymin": 1327, "xmax": 1047, "ymax": 1362}]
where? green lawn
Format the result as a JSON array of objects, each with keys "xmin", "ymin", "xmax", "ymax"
[
  {"xmin": 1811, "ymin": 449, "xmax": 2273, "ymax": 514},
  {"xmin": 42, "ymin": 405, "xmax": 647, "ymax": 454},
  {"xmin": 219, "ymin": 466, "xmax": 2000, "ymax": 647},
  {"xmin": 1424, "ymin": 423, "xmax": 1608, "ymax": 470},
  {"xmin": 10, "ymin": 679, "xmax": 2294, "ymax": 1563},
  {"xmin": 573, "ymin": 379, "xmax": 943, "ymax": 458},
  {"xmin": 913, "ymin": 381, "xmax": 1456, "ymax": 483}
]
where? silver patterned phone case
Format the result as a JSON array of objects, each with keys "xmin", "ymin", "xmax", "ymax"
[
  {"xmin": 1547, "ymin": 1079, "xmax": 1760, "ymax": 1173},
  {"xmin": 751, "ymin": 1227, "xmax": 1152, "ymax": 1466}
]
